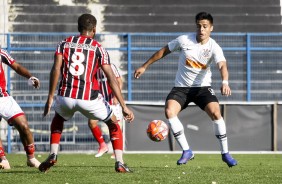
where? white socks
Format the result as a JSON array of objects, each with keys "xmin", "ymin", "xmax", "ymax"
[
  {"xmin": 114, "ymin": 150, "xmax": 124, "ymax": 164},
  {"xmin": 168, "ymin": 116, "xmax": 189, "ymax": 150},
  {"xmin": 50, "ymin": 144, "xmax": 59, "ymax": 155},
  {"xmin": 213, "ymin": 118, "xmax": 228, "ymax": 154}
]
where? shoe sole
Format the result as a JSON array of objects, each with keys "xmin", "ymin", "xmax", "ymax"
[
  {"xmin": 39, "ymin": 160, "xmax": 57, "ymax": 173},
  {"xmin": 115, "ymin": 167, "xmax": 133, "ymax": 173},
  {"xmin": 226, "ymin": 162, "xmax": 237, "ymax": 168},
  {"xmin": 177, "ymin": 155, "xmax": 195, "ymax": 165},
  {"xmin": 95, "ymin": 150, "xmax": 109, "ymax": 158}
]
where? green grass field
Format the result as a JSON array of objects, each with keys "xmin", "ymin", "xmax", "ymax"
[{"xmin": 1, "ymin": 153, "xmax": 281, "ymax": 184}]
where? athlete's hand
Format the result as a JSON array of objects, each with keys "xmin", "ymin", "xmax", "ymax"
[
  {"xmin": 221, "ymin": 84, "xmax": 231, "ymax": 96},
  {"xmin": 122, "ymin": 106, "xmax": 134, "ymax": 122},
  {"xmin": 43, "ymin": 97, "xmax": 53, "ymax": 117},
  {"xmin": 28, "ymin": 76, "xmax": 40, "ymax": 89},
  {"xmin": 134, "ymin": 66, "xmax": 146, "ymax": 79}
]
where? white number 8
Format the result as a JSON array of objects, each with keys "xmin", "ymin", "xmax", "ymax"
[{"xmin": 70, "ymin": 52, "xmax": 85, "ymax": 76}]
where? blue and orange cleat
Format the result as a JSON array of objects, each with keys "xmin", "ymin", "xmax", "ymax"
[{"xmin": 177, "ymin": 149, "xmax": 194, "ymax": 165}]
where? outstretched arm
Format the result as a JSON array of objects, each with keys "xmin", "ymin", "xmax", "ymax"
[
  {"xmin": 10, "ymin": 62, "xmax": 40, "ymax": 89},
  {"xmin": 134, "ymin": 45, "xmax": 171, "ymax": 79}
]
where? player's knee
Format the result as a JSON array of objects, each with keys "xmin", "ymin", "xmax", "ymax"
[
  {"xmin": 165, "ymin": 107, "xmax": 177, "ymax": 119},
  {"xmin": 15, "ymin": 121, "xmax": 31, "ymax": 135},
  {"xmin": 210, "ymin": 111, "xmax": 222, "ymax": 120}
]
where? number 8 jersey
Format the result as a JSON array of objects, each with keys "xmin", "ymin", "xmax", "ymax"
[{"xmin": 55, "ymin": 35, "xmax": 110, "ymax": 100}]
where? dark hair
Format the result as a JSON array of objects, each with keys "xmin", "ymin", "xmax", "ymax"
[
  {"xmin": 195, "ymin": 12, "xmax": 213, "ymax": 24},
  {"xmin": 77, "ymin": 14, "xmax": 97, "ymax": 32}
]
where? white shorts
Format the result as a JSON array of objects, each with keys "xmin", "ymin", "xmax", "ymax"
[
  {"xmin": 111, "ymin": 104, "xmax": 122, "ymax": 121},
  {"xmin": 0, "ymin": 96, "xmax": 24, "ymax": 125},
  {"xmin": 111, "ymin": 103, "xmax": 123, "ymax": 128},
  {"xmin": 54, "ymin": 94, "xmax": 113, "ymax": 121}
]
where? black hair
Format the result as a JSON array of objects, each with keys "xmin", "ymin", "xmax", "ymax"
[
  {"xmin": 195, "ymin": 12, "xmax": 213, "ymax": 24},
  {"xmin": 77, "ymin": 14, "xmax": 97, "ymax": 32}
]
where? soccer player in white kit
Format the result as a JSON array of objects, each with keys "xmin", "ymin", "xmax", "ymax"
[
  {"xmin": 134, "ymin": 12, "xmax": 237, "ymax": 167},
  {"xmin": 0, "ymin": 48, "xmax": 41, "ymax": 169},
  {"xmin": 39, "ymin": 14, "xmax": 134, "ymax": 173}
]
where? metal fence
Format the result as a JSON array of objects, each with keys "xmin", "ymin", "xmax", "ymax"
[{"xmin": 1, "ymin": 32, "xmax": 282, "ymax": 153}]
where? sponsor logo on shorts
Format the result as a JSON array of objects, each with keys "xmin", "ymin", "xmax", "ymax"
[{"xmin": 208, "ymin": 88, "xmax": 215, "ymax": 95}]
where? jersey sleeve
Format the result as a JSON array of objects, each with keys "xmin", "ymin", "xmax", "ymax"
[
  {"xmin": 110, "ymin": 64, "xmax": 121, "ymax": 78},
  {"xmin": 97, "ymin": 46, "xmax": 110, "ymax": 66},
  {"xmin": 0, "ymin": 49, "xmax": 16, "ymax": 66},
  {"xmin": 167, "ymin": 38, "xmax": 181, "ymax": 52},
  {"xmin": 213, "ymin": 43, "xmax": 226, "ymax": 63},
  {"xmin": 55, "ymin": 41, "xmax": 65, "ymax": 55}
]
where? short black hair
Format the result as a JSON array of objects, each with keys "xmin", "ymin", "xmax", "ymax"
[
  {"xmin": 77, "ymin": 14, "xmax": 97, "ymax": 32},
  {"xmin": 195, "ymin": 12, "xmax": 213, "ymax": 24}
]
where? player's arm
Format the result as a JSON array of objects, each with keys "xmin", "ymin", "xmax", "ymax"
[
  {"xmin": 217, "ymin": 61, "xmax": 231, "ymax": 96},
  {"xmin": 102, "ymin": 64, "xmax": 134, "ymax": 122},
  {"xmin": 134, "ymin": 45, "xmax": 171, "ymax": 79},
  {"xmin": 10, "ymin": 62, "xmax": 40, "ymax": 89},
  {"xmin": 113, "ymin": 76, "xmax": 123, "ymax": 105},
  {"xmin": 43, "ymin": 54, "xmax": 62, "ymax": 117}
]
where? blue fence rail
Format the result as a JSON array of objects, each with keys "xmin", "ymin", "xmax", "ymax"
[
  {"xmin": 2, "ymin": 32, "xmax": 282, "ymax": 103},
  {"xmin": 1, "ymin": 32, "xmax": 282, "ymax": 153}
]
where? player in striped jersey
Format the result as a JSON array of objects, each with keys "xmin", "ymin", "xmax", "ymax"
[
  {"xmin": 88, "ymin": 63, "xmax": 123, "ymax": 159},
  {"xmin": 39, "ymin": 14, "xmax": 134, "ymax": 173},
  {"xmin": 0, "ymin": 48, "xmax": 41, "ymax": 170},
  {"xmin": 134, "ymin": 12, "xmax": 237, "ymax": 167}
]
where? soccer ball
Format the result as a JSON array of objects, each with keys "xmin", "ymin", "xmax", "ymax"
[{"xmin": 146, "ymin": 120, "xmax": 169, "ymax": 142}]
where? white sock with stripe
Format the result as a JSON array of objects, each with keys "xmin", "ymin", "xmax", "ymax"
[
  {"xmin": 213, "ymin": 118, "xmax": 228, "ymax": 154},
  {"xmin": 168, "ymin": 116, "xmax": 189, "ymax": 151}
]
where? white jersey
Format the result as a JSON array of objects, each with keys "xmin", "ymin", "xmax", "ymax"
[{"xmin": 168, "ymin": 33, "xmax": 226, "ymax": 87}]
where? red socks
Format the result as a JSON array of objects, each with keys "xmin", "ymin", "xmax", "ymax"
[
  {"xmin": 50, "ymin": 114, "xmax": 65, "ymax": 144},
  {"xmin": 0, "ymin": 147, "xmax": 6, "ymax": 157},
  {"xmin": 108, "ymin": 122, "xmax": 123, "ymax": 150},
  {"xmin": 24, "ymin": 144, "xmax": 35, "ymax": 158},
  {"xmin": 91, "ymin": 126, "xmax": 104, "ymax": 144}
]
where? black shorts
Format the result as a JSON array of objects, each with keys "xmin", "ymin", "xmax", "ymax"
[{"xmin": 166, "ymin": 87, "xmax": 219, "ymax": 110}]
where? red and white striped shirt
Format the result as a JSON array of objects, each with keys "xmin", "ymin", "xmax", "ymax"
[
  {"xmin": 55, "ymin": 35, "xmax": 110, "ymax": 100},
  {"xmin": 96, "ymin": 63, "xmax": 121, "ymax": 105},
  {"xmin": 0, "ymin": 49, "xmax": 16, "ymax": 97}
]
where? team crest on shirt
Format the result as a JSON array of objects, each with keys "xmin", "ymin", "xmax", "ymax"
[{"xmin": 201, "ymin": 49, "xmax": 211, "ymax": 58}]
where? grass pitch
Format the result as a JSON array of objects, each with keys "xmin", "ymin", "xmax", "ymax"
[{"xmin": 0, "ymin": 153, "xmax": 281, "ymax": 184}]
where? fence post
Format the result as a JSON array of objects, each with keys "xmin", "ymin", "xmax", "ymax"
[
  {"xmin": 127, "ymin": 33, "xmax": 132, "ymax": 101},
  {"xmin": 7, "ymin": 33, "xmax": 12, "ymax": 154},
  {"xmin": 246, "ymin": 33, "xmax": 251, "ymax": 101}
]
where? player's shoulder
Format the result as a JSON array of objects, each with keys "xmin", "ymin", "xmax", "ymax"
[
  {"xmin": 0, "ymin": 48, "xmax": 9, "ymax": 56},
  {"xmin": 208, "ymin": 37, "xmax": 222, "ymax": 48},
  {"xmin": 176, "ymin": 33, "xmax": 196, "ymax": 43},
  {"xmin": 0, "ymin": 48, "xmax": 14, "ymax": 61}
]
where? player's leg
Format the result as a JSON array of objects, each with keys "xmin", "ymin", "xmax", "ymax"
[
  {"xmin": 39, "ymin": 96, "xmax": 73, "ymax": 173},
  {"xmin": 39, "ymin": 113, "xmax": 65, "ymax": 172},
  {"xmin": 109, "ymin": 104, "xmax": 123, "ymax": 159},
  {"xmin": 203, "ymin": 99, "xmax": 237, "ymax": 167},
  {"xmin": 3, "ymin": 96, "xmax": 40, "ymax": 168},
  {"xmin": 165, "ymin": 88, "xmax": 194, "ymax": 165},
  {"xmin": 11, "ymin": 115, "xmax": 41, "ymax": 168},
  {"xmin": 88, "ymin": 119, "xmax": 108, "ymax": 157},
  {"xmin": 165, "ymin": 100, "xmax": 194, "ymax": 165},
  {"xmin": 0, "ymin": 139, "xmax": 11, "ymax": 169},
  {"xmin": 104, "ymin": 115, "xmax": 132, "ymax": 172}
]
